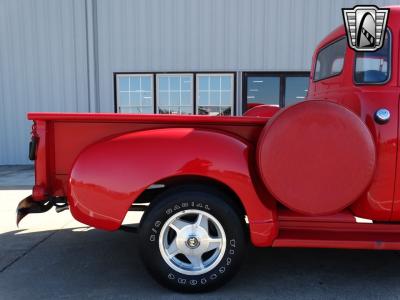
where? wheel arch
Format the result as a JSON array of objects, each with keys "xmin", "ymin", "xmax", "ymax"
[
  {"xmin": 137, "ymin": 175, "xmax": 247, "ymax": 217},
  {"xmin": 68, "ymin": 127, "xmax": 277, "ymax": 246}
]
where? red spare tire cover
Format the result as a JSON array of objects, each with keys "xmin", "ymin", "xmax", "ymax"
[{"xmin": 257, "ymin": 101, "xmax": 376, "ymax": 216}]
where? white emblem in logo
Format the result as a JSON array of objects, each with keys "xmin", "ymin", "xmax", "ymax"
[{"xmin": 342, "ymin": 5, "xmax": 389, "ymax": 52}]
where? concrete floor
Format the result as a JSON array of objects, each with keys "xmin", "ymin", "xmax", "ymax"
[
  {"xmin": 1, "ymin": 167, "xmax": 400, "ymax": 299},
  {"xmin": 0, "ymin": 165, "xmax": 34, "ymax": 189}
]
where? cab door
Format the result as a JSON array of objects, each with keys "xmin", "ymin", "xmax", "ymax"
[
  {"xmin": 390, "ymin": 28, "xmax": 400, "ymax": 221},
  {"xmin": 347, "ymin": 30, "xmax": 399, "ymax": 221}
]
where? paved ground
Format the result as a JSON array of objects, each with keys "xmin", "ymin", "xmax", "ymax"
[
  {"xmin": 1, "ymin": 166, "xmax": 400, "ymax": 299},
  {"xmin": 0, "ymin": 165, "xmax": 34, "ymax": 189}
]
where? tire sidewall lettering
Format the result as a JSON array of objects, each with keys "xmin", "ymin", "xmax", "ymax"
[{"xmin": 146, "ymin": 199, "xmax": 240, "ymax": 288}]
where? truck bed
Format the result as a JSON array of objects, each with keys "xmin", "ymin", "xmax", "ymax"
[{"xmin": 28, "ymin": 113, "xmax": 268, "ymax": 196}]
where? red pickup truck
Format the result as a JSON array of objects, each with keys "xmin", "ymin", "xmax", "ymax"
[{"xmin": 17, "ymin": 7, "xmax": 400, "ymax": 292}]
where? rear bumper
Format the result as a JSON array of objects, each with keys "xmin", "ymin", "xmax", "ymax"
[{"xmin": 16, "ymin": 196, "xmax": 53, "ymax": 226}]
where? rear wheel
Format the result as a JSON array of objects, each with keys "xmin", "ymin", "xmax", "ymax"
[{"xmin": 139, "ymin": 185, "xmax": 246, "ymax": 292}]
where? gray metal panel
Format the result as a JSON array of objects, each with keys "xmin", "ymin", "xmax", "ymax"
[
  {"xmin": 1, "ymin": 0, "xmax": 400, "ymax": 164},
  {"xmin": 0, "ymin": 0, "xmax": 89, "ymax": 164},
  {"xmin": 95, "ymin": 0, "xmax": 400, "ymax": 112}
]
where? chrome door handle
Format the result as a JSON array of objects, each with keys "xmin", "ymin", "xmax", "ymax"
[{"xmin": 374, "ymin": 108, "xmax": 390, "ymax": 124}]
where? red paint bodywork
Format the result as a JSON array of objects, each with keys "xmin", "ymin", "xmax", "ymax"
[
  {"xmin": 26, "ymin": 7, "xmax": 400, "ymax": 250},
  {"xmin": 243, "ymin": 105, "xmax": 280, "ymax": 117}
]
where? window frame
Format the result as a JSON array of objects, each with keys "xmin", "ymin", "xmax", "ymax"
[
  {"xmin": 195, "ymin": 73, "xmax": 236, "ymax": 116},
  {"xmin": 242, "ymin": 71, "xmax": 310, "ymax": 113},
  {"xmin": 114, "ymin": 72, "xmax": 155, "ymax": 113},
  {"xmin": 352, "ymin": 29, "xmax": 392, "ymax": 86},
  {"xmin": 114, "ymin": 71, "xmax": 236, "ymax": 115},
  {"xmin": 156, "ymin": 73, "xmax": 194, "ymax": 115},
  {"xmin": 313, "ymin": 36, "xmax": 347, "ymax": 82}
]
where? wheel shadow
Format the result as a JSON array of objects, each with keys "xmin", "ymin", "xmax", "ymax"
[{"xmin": 1, "ymin": 226, "xmax": 400, "ymax": 299}]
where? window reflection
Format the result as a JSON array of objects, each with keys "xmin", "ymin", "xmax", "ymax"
[
  {"xmin": 196, "ymin": 74, "xmax": 234, "ymax": 116},
  {"xmin": 117, "ymin": 74, "xmax": 154, "ymax": 113}
]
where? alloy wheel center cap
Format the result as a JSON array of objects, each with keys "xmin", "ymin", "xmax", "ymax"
[{"xmin": 186, "ymin": 236, "xmax": 200, "ymax": 249}]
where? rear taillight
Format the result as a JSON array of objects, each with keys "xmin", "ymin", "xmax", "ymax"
[
  {"xmin": 29, "ymin": 137, "xmax": 37, "ymax": 161},
  {"xmin": 29, "ymin": 123, "xmax": 38, "ymax": 161}
]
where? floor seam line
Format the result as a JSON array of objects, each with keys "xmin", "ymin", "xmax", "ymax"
[{"xmin": 0, "ymin": 230, "xmax": 58, "ymax": 273}]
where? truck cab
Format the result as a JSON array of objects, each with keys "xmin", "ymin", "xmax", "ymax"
[{"xmin": 307, "ymin": 13, "xmax": 399, "ymax": 221}]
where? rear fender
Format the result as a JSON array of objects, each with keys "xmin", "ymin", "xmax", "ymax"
[{"xmin": 68, "ymin": 128, "xmax": 277, "ymax": 246}]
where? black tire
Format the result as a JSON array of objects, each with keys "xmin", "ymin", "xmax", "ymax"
[{"xmin": 139, "ymin": 185, "xmax": 247, "ymax": 293}]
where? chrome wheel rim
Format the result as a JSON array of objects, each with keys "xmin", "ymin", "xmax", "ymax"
[{"xmin": 159, "ymin": 209, "xmax": 226, "ymax": 276}]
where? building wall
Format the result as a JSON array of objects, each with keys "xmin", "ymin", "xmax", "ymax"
[
  {"xmin": 1, "ymin": 0, "xmax": 399, "ymax": 164},
  {"xmin": 0, "ymin": 0, "xmax": 90, "ymax": 164}
]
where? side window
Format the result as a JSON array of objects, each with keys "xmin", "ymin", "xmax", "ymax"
[
  {"xmin": 354, "ymin": 31, "xmax": 391, "ymax": 84},
  {"xmin": 314, "ymin": 38, "xmax": 347, "ymax": 81}
]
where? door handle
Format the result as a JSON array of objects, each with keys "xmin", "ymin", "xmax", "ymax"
[{"xmin": 374, "ymin": 108, "xmax": 390, "ymax": 124}]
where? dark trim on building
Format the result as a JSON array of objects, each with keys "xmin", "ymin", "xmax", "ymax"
[
  {"xmin": 113, "ymin": 73, "xmax": 118, "ymax": 113},
  {"xmin": 242, "ymin": 71, "xmax": 310, "ymax": 113},
  {"xmin": 113, "ymin": 71, "xmax": 237, "ymax": 115}
]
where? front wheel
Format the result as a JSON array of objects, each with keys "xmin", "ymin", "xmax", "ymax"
[{"xmin": 139, "ymin": 185, "xmax": 247, "ymax": 292}]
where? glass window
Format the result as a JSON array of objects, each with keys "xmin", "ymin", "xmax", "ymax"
[
  {"xmin": 156, "ymin": 74, "xmax": 193, "ymax": 114},
  {"xmin": 354, "ymin": 31, "xmax": 390, "ymax": 84},
  {"xmin": 285, "ymin": 77, "xmax": 309, "ymax": 106},
  {"xmin": 117, "ymin": 74, "xmax": 154, "ymax": 113},
  {"xmin": 314, "ymin": 38, "xmax": 347, "ymax": 81},
  {"xmin": 196, "ymin": 74, "xmax": 234, "ymax": 116},
  {"xmin": 246, "ymin": 76, "xmax": 280, "ymax": 107}
]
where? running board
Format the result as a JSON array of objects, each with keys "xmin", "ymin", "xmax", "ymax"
[
  {"xmin": 273, "ymin": 208, "xmax": 400, "ymax": 250},
  {"xmin": 272, "ymin": 228, "xmax": 400, "ymax": 250}
]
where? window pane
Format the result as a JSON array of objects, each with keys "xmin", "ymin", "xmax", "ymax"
[
  {"xmin": 140, "ymin": 106, "xmax": 153, "ymax": 114},
  {"xmin": 198, "ymin": 106, "xmax": 218, "ymax": 116},
  {"xmin": 247, "ymin": 76, "xmax": 280, "ymax": 106},
  {"xmin": 158, "ymin": 77, "xmax": 168, "ymax": 91},
  {"xmin": 221, "ymin": 76, "xmax": 231, "ymax": 90},
  {"xmin": 158, "ymin": 107, "xmax": 169, "ymax": 114},
  {"xmin": 170, "ymin": 77, "xmax": 180, "ymax": 90},
  {"xmin": 131, "ymin": 92, "xmax": 140, "ymax": 106},
  {"xmin": 180, "ymin": 106, "xmax": 193, "ymax": 115},
  {"xmin": 158, "ymin": 91, "xmax": 169, "ymax": 106},
  {"xmin": 198, "ymin": 76, "xmax": 209, "ymax": 90},
  {"xmin": 220, "ymin": 106, "xmax": 232, "ymax": 116},
  {"xmin": 210, "ymin": 76, "xmax": 220, "ymax": 90},
  {"xmin": 124, "ymin": 106, "xmax": 141, "ymax": 113},
  {"xmin": 210, "ymin": 91, "xmax": 220, "ymax": 105},
  {"xmin": 131, "ymin": 77, "xmax": 140, "ymax": 91},
  {"xmin": 285, "ymin": 77, "xmax": 309, "ymax": 106},
  {"xmin": 119, "ymin": 106, "xmax": 129, "ymax": 113},
  {"xmin": 331, "ymin": 58, "xmax": 344, "ymax": 73},
  {"xmin": 198, "ymin": 91, "xmax": 209, "ymax": 105},
  {"xmin": 156, "ymin": 74, "xmax": 194, "ymax": 115},
  {"xmin": 170, "ymin": 91, "xmax": 180, "ymax": 106},
  {"xmin": 119, "ymin": 91, "xmax": 129, "ymax": 106},
  {"xmin": 169, "ymin": 106, "xmax": 180, "ymax": 114},
  {"xmin": 181, "ymin": 91, "xmax": 192, "ymax": 105},
  {"xmin": 196, "ymin": 74, "xmax": 234, "ymax": 116},
  {"xmin": 354, "ymin": 31, "xmax": 390, "ymax": 84},
  {"xmin": 116, "ymin": 74, "xmax": 154, "ymax": 114},
  {"xmin": 119, "ymin": 77, "xmax": 129, "ymax": 91},
  {"xmin": 141, "ymin": 76, "xmax": 151, "ymax": 91},
  {"xmin": 142, "ymin": 92, "xmax": 153, "ymax": 106},
  {"xmin": 181, "ymin": 76, "xmax": 192, "ymax": 90},
  {"xmin": 221, "ymin": 91, "xmax": 231, "ymax": 106},
  {"xmin": 314, "ymin": 38, "xmax": 346, "ymax": 81}
]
